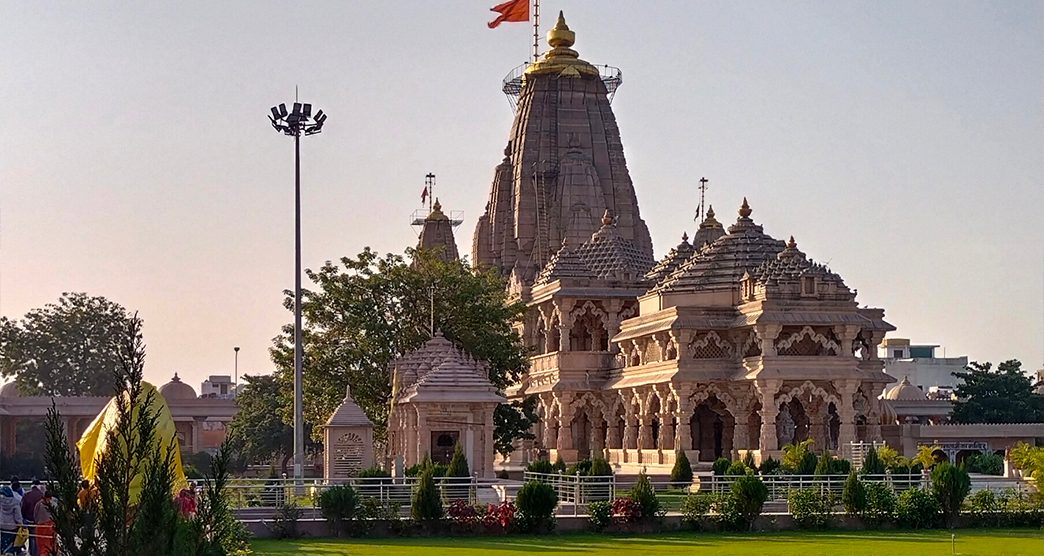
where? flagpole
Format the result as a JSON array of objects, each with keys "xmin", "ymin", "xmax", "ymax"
[{"xmin": 532, "ymin": 0, "xmax": 540, "ymax": 62}]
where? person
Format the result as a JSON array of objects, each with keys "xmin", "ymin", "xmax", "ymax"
[
  {"xmin": 76, "ymin": 480, "xmax": 96, "ymax": 511},
  {"xmin": 174, "ymin": 488, "xmax": 196, "ymax": 519},
  {"xmin": 19, "ymin": 482, "xmax": 42, "ymax": 556},
  {"xmin": 32, "ymin": 492, "xmax": 54, "ymax": 556},
  {"xmin": 8, "ymin": 479, "xmax": 22, "ymax": 504},
  {"xmin": 0, "ymin": 486, "xmax": 23, "ymax": 554}
]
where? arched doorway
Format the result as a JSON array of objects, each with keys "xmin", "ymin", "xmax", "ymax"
[{"xmin": 689, "ymin": 395, "xmax": 734, "ymax": 462}]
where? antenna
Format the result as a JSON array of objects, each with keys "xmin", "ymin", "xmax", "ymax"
[
  {"xmin": 696, "ymin": 177, "xmax": 709, "ymax": 222},
  {"xmin": 425, "ymin": 173, "xmax": 435, "ymax": 213},
  {"xmin": 429, "ymin": 283, "xmax": 435, "ymax": 338}
]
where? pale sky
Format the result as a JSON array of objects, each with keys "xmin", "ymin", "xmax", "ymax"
[{"xmin": 1, "ymin": 1, "xmax": 1041, "ymax": 391}]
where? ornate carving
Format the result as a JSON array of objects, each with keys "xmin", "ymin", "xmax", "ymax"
[
  {"xmin": 688, "ymin": 331, "xmax": 733, "ymax": 359},
  {"xmin": 776, "ymin": 326, "xmax": 841, "ymax": 356}
]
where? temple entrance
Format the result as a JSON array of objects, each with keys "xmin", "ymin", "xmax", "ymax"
[
  {"xmin": 572, "ymin": 413, "xmax": 592, "ymax": 459},
  {"xmin": 431, "ymin": 431, "xmax": 459, "ymax": 464},
  {"xmin": 777, "ymin": 399, "xmax": 810, "ymax": 447},
  {"xmin": 689, "ymin": 396, "xmax": 734, "ymax": 462}
]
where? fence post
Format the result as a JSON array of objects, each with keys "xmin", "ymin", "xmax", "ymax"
[{"xmin": 575, "ymin": 471, "xmax": 581, "ymax": 517}]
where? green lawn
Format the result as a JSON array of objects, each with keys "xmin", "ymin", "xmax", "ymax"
[{"xmin": 251, "ymin": 529, "xmax": 1044, "ymax": 555}]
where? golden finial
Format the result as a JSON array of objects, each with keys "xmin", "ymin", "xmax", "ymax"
[
  {"xmin": 738, "ymin": 197, "xmax": 752, "ymax": 218},
  {"xmin": 681, "ymin": 231, "xmax": 689, "ymax": 242},
  {"xmin": 706, "ymin": 205, "xmax": 715, "ymax": 219},
  {"xmin": 548, "ymin": 11, "xmax": 575, "ymax": 49},
  {"xmin": 433, "ymin": 198, "xmax": 442, "ymax": 212},
  {"xmin": 787, "ymin": 236, "xmax": 797, "ymax": 249},
  {"xmin": 601, "ymin": 209, "xmax": 614, "ymax": 226}
]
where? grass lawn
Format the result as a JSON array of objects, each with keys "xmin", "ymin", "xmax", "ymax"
[{"xmin": 251, "ymin": 529, "xmax": 1044, "ymax": 555}]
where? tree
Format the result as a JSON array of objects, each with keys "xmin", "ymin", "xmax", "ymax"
[
  {"xmin": 860, "ymin": 446, "xmax": 885, "ymax": 475},
  {"xmin": 931, "ymin": 462, "xmax": 971, "ymax": 529},
  {"xmin": 225, "ymin": 374, "xmax": 307, "ymax": 475},
  {"xmin": 841, "ymin": 471, "xmax": 866, "ymax": 514},
  {"xmin": 268, "ymin": 248, "xmax": 536, "ymax": 453},
  {"xmin": 951, "ymin": 360, "xmax": 1044, "ymax": 423},
  {"xmin": 670, "ymin": 450, "xmax": 693, "ymax": 484},
  {"xmin": 0, "ymin": 292, "xmax": 137, "ymax": 396}
]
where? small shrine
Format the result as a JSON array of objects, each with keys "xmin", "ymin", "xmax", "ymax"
[
  {"xmin": 386, "ymin": 333, "xmax": 505, "ymax": 478},
  {"xmin": 323, "ymin": 384, "xmax": 375, "ymax": 480}
]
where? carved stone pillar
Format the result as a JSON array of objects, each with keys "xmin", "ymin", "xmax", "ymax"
[
  {"xmin": 556, "ymin": 299, "xmax": 575, "ymax": 353},
  {"xmin": 754, "ymin": 324, "xmax": 783, "ymax": 357},
  {"xmin": 732, "ymin": 414, "xmax": 750, "ymax": 454},
  {"xmin": 638, "ymin": 417, "xmax": 653, "ymax": 450},
  {"xmin": 623, "ymin": 414, "xmax": 636, "ymax": 450},
  {"xmin": 657, "ymin": 411, "xmax": 674, "ymax": 451},
  {"xmin": 607, "ymin": 416, "xmax": 622, "ymax": 449},
  {"xmin": 537, "ymin": 305, "xmax": 553, "ymax": 354},
  {"xmin": 833, "ymin": 325, "xmax": 861, "ymax": 357},
  {"xmin": 674, "ymin": 395, "xmax": 692, "ymax": 451},
  {"xmin": 834, "ymin": 379, "xmax": 860, "ymax": 449},
  {"xmin": 866, "ymin": 331, "xmax": 885, "ymax": 361},
  {"xmin": 755, "ymin": 379, "xmax": 782, "ymax": 452},
  {"xmin": 557, "ymin": 400, "xmax": 575, "ymax": 452}
]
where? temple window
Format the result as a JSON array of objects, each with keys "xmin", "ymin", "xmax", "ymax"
[{"xmin": 802, "ymin": 276, "xmax": 816, "ymax": 296}]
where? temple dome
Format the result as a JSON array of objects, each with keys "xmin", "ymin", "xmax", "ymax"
[
  {"xmin": 159, "ymin": 373, "xmax": 197, "ymax": 400},
  {"xmin": 883, "ymin": 376, "xmax": 925, "ymax": 401},
  {"xmin": 0, "ymin": 382, "xmax": 21, "ymax": 398},
  {"xmin": 645, "ymin": 232, "xmax": 694, "ymax": 282}
]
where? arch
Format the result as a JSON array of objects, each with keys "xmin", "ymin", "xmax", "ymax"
[
  {"xmin": 333, "ymin": 432, "xmax": 365, "ymax": 477},
  {"xmin": 776, "ymin": 326, "xmax": 841, "ymax": 356},
  {"xmin": 687, "ymin": 394, "xmax": 735, "ymax": 461},
  {"xmin": 688, "ymin": 331, "xmax": 733, "ymax": 359},
  {"xmin": 570, "ymin": 301, "xmax": 609, "ymax": 351},
  {"xmin": 776, "ymin": 381, "xmax": 841, "ymax": 408}
]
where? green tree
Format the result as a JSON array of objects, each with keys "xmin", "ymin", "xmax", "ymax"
[
  {"xmin": 670, "ymin": 450, "xmax": 693, "ymax": 484},
  {"xmin": 0, "ymin": 292, "xmax": 137, "ymax": 396},
  {"xmin": 410, "ymin": 467, "xmax": 443, "ymax": 521},
  {"xmin": 781, "ymin": 439, "xmax": 815, "ymax": 473},
  {"xmin": 225, "ymin": 374, "xmax": 314, "ymax": 475},
  {"xmin": 931, "ymin": 462, "xmax": 971, "ymax": 528},
  {"xmin": 951, "ymin": 360, "xmax": 1044, "ymax": 423},
  {"xmin": 860, "ymin": 446, "xmax": 885, "ymax": 475},
  {"xmin": 269, "ymin": 248, "xmax": 536, "ymax": 452},
  {"xmin": 841, "ymin": 471, "xmax": 866, "ymax": 514}
]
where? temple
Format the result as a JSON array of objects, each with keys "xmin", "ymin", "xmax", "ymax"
[{"xmin": 468, "ymin": 14, "xmax": 904, "ymax": 472}]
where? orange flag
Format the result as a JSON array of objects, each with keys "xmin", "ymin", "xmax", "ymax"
[{"xmin": 488, "ymin": 0, "xmax": 529, "ymax": 29}]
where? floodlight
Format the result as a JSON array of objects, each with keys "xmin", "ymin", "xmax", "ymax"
[
  {"xmin": 271, "ymin": 107, "xmax": 281, "ymax": 120},
  {"xmin": 314, "ymin": 109, "xmax": 324, "ymax": 121},
  {"xmin": 279, "ymin": 103, "xmax": 288, "ymax": 117},
  {"xmin": 292, "ymin": 102, "xmax": 302, "ymax": 116},
  {"xmin": 302, "ymin": 103, "xmax": 312, "ymax": 117}
]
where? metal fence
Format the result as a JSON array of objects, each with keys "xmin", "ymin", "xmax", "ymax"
[{"xmin": 225, "ymin": 476, "xmax": 496, "ymax": 511}]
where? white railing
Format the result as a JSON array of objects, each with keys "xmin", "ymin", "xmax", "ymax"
[{"xmin": 225, "ymin": 476, "xmax": 495, "ymax": 511}]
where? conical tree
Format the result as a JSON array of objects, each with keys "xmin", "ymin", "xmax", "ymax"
[
  {"xmin": 670, "ymin": 450, "xmax": 693, "ymax": 484},
  {"xmin": 861, "ymin": 447, "xmax": 885, "ymax": 475},
  {"xmin": 442, "ymin": 444, "xmax": 471, "ymax": 500},
  {"xmin": 411, "ymin": 467, "xmax": 443, "ymax": 521}
]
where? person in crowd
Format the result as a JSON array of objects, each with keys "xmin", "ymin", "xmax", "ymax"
[
  {"xmin": 32, "ymin": 492, "xmax": 54, "ymax": 556},
  {"xmin": 175, "ymin": 488, "xmax": 197, "ymax": 519},
  {"xmin": 8, "ymin": 479, "xmax": 23, "ymax": 503},
  {"xmin": 19, "ymin": 481, "xmax": 43, "ymax": 556},
  {"xmin": 0, "ymin": 486, "xmax": 23, "ymax": 554},
  {"xmin": 76, "ymin": 481, "xmax": 96, "ymax": 511}
]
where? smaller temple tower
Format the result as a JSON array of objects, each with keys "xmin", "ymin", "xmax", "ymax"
[
  {"xmin": 415, "ymin": 198, "xmax": 461, "ymax": 262},
  {"xmin": 323, "ymin": 385, "xmax": 375, "ymax": 480}
]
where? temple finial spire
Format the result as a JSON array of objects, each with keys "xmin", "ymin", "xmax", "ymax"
[
  {"xmin": 739, "ymin": 197, "xmax": 752, "ymax": 219},
  {"xmin": 547, "ymin": 11, "xmax": 575, "ymax": 49}
]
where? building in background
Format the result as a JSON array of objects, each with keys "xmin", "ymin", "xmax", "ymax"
[
  {"xmin": 879, "ymin": 338, "xmax": 968, "ymax": 394},
  {"xmin": 201, "ymin": 374, "xmax": 236, "ymax": 399}
]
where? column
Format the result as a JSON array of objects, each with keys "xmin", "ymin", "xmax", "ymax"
[
  {"xmin": 834, "ymin": 380, "xmax": 859, "ymax": 449},
  {"xmin": 755, "ymin": 324, "xmax": 783, "ymax": 357},
  {"xmin": 556, "ymin": 299, "xmax": 575, "ymax": 353},
  {"xmin": 417, "ymin": 408, "xmax": 429, "ymax": 463},
  {"xmin": 607, "ymin": 417, "xmax": 621, "ymax": 450},
  {"xmin": 483, "ymin": 413, "xmax": 495, "ymax": 478},
  {"xmin": 623, "ymin": 414, "xmax": 636, "ymax": 450},
  {"xmin": 657, "ymin": 411, "xmax": 674, "ymax": 451},
  {"xmin": 733, "ymin": 413, "xmax": 750, "ymax": 456},
  {"xmin": 756, "ymin": 379, "xmax": 782, "ymax": 452},
  {"xmin": 591, "ymin": 418, "xmax": 606, "ymax": 456},
  {"xmin": 556, "ymin": 403, "xmax": 574, "ymax": 452},
  {"xmin": 674, "ymin": 408, "xmax": 692, "ymax": 452},
  {"xmin": 190, "ymin": 418, "xmax": 203, "ymax": 454},
  {"xmin": 638, "ymin": 417, "xmax": 653, "ymax": 450}
]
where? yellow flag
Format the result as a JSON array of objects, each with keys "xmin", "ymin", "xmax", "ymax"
[{"xmin": 77, "ymin": 382, "xmax": 189, "ymax": 502}]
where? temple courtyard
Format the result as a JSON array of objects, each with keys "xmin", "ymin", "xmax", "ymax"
[{"xmin": 251, "ymin": 529, "xmax": 1043, "ymax": 556}]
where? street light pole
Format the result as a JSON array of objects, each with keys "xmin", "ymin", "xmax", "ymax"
[
  {"xmin": 233, "ymin": 346, "xmax": 240, "ymax": 396},
  {"xmin": 268, "ymin": 101, "xmax": 327, "ymax": 484}
]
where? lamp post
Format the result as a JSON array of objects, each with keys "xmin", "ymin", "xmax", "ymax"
[
  {"xmin": 269, "ymin": 101, "xmax": 327, "ymax": 483},
  {"xmin": 233, "ymin": 346, "xmax": 240, "ymax": 397}
]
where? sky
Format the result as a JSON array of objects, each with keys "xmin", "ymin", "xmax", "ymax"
[{"xmin": 1, "ymin": 1, "xmax": 1041, "ymax": 391}]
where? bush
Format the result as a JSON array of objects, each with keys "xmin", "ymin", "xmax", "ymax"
[
  {"xmin": 356, "ymin": 466, "xmax": 392, "ymax": 497},
  {"xmin": 589, "ymin": 457, "xmax": 613, "ymax": 477},
  {"xmin": 588, "ymin": 500, "xmax": 613, "ymax": 531},
  {"xmin": 759, "ymin": 456, "xmax": 781, "ymax": 475},
  {"xmin": 670, "ymin": 450, "xmax": 693, "ymax": 484},
  {"xmin": 965, "ymin": 489, "xmax": 1002, "ymax": 527},
  {"xmin": 553, "ymin": 455, "xmax": 567, "ymax": 473},
  {"xmin": 446, "ymin": 445, "xmax": 470, "ymax": 477},
  {"xmin": 711, "ymin": 491, "xmax": 745, "ymax": 531},
  {"xmin": 357, "ymin": 466, "xmax": 391, "ymax": 479},
  {"xmin": 406, "ymin": 462, "xmax": 448, "ymax": 477},
  {"xmin": 680, "ymin": 493, "xmax": 715, "ymax": 528},
  {"xmin": 442, "ymin": 445, "xmax": 472, "ymax": 501},
  {"xmin": 965, "ymin": 453, "xmax": 1004, "ymax": 476},
  {"xmin": 526, "ymin": 459, "xmax": 554, "ymax": 474},
  {"xmin": 270, "ymin": 500, "xmax": 303, "ymax": 539},
  {"xmin": 446, "ymin": 499, "xmax": 480, "ymax": 529},
  {"xmin": 410, "ymin": 468, "xmax": 444, "ymax": 521},
  {"xmin": 782, "ymin": 439, "xmax": 815, "ymax": 473},
  {"xmin": 931, "ymin": 462, "xmax": 971, "ymax": 528},
  {"xmin": 318, "ymin": 484, "xmax": 359, "ymax": 537},
  {"xmin": 742, "ymin": 451, "xmax": 756, "ymax": 470},
  {"xmin": 730, "ymin": 473, "xmax": 769, "ymax": 531},
  {"xmin": 628, "ymin": 470, "xmax": 661, "ymax": 520},
  {"xmin": 814, "ymin": 452, "xmax": 833, "ymax": 476},
  {"xmin": 896, "ymin": 488, "xmax": 942, "ymax": 529},
  {"xmin": 832, "ymin": 458, "xmax": 852, "ymax": 475},
  {"xmin": 788, "ymin": 488, "xmax": 834, "ymax": 529},
  {"xmin": 566, "ymin": 458, "xmax": 593, "ymax": 476},
  {"xmin": 726, "ymin": 461, "xmax": 749, "ymax": 476},
  {"xmin": 841, "ymin": 471, "xmax": 866, "ymax": 514},
  {"xmin": 712, "ymin": 457, "xmax": 731, "ymax": 476},
  {"xmin": 482, "ymin": 501, "xmax": 517, "ymax": 532},
  {"xmin": 612, "ymin": 497, "xmax": 642, "ymax": 523},
  {"xmin": 356, "ymin": 496, "xmax": 401, "ymax": 536},
  {"xmin": 860, "ymin": 446, "xmax": 885, "ymax": 475},
  {"xmin": 862, "ymin": 481, "xmax": 896, "ymax": 528},
  {"xmin": 515, "ymin": 479, "xmax": 558, "ymax": 532},
  {"xmin": 796, "ymin": 452, "xmax": 819, "ymax": 475}
]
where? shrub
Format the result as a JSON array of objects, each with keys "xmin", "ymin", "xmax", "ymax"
[
  {"xmin": 318, "ymin": 484, "xmax": 359, "ymax": 537},
  {"xmin": 447, "ymin": 499, "xmax": 481, "ymax": 529},
  {"xmin": 482, "ymin": 501, "xmax": 517, "ymax": 532},
  {"xmin": 841, "ymin": 471, "xmax": 866, "ymax": 514},
  {"xmin": 711, "ymin": 491, "xmax": 745, "ymax": 531},
  {"xmin": 726, "ymin": 461, "xmax": 749, "ymax": 476},
  {"xmin": 270, "ymin": 500, "xmax": 303, "ymax": 539},
  {"xmin": 860, "ymin": 446, "xmax": 885, "ymax": 475},
  {"xmin": 356, "ymin": 466, "xmax": 392, "ymax": 497},
  {"xmin": 832, "ymin": 458, "xmax": 852, "ymax": 475},
  {"xmin": 410, "ymin": 467, "xmax": 444, "ymax": 521},
  {"xmin": 515, "ymin": 480, "xmax": 558, "ymax": 532},
  {"xmin": 526, "ymin": 459, "xmax": 554, "ymax": 474},
  {"xmin": 446, "ymin": 445, "xmax": 470, "ymax": 477},
  {"xmin": 406, "ymin": 462, "xmax": 448, "ymax": 477},
  {"xmin": 628, "ymin": 470, "xmax": 661, "ymax": 520},
  {"xmin": 611, "ymin": 497, "xmax": 641, "ymax": 523},
  {"xmin": 796, "ymin": 452, "xmax": 819, "ymax": 475},
  {"xmin": 742, "ymin": 451, "xmax": 756, "ymax": 470},
  {"xmin": 357, "ymin": 466, "xmax": 391, "ymax": 479},
  {"xmin": 553, "ymin": 455, "xmax": 567, "ymax": 473},
  {"xmin": 965, "ymin": 453, "xmax": 1003, "ymax": 476},
  {"xmin": 712, "ymin": 457, "xmax": 731, "ymax": 476},
  {"xmin": 877, "ymin": 445, "xmax": 900, "ymax": 470},
  {"xmin": 566, "ymin": 458, "xmax": 593, "ymax": 476},
  {"xmin": 788, "ymin": 488, "xmax": 834, "ymax": 529},
  {"xmin": 356, "ymin": 496, "xmax": 401, "ymax": 536},
  {"xmin": 588, "ymin": 500, "xmax": 613, "ymax": 531},
  {"xmin": 680, "ymin": 493, "xmax": 715, "ymax": 528},
  {"xmin": 896, "ymin": 488, "xmax": 941, "ymax": 529},
  {"xmin": 862, "ymin": 481, "xmax": 896, "ymax": 527},
  {"xmin": 782, "ymin": 439, "xmax": 815, "ymax": 473},
  {"xmin": 759, "ymin": 456, "xmax": 782, "ymax": 475},
  {"xmin": 814, "ymin": 452, "xmax": 833, "ymax": 476},
  {"xmin": 589, "ymin": 457, "xmax": 613, "ymax": 477},
  {"xmin": 442, "ymin": 445, "xmax": 471, "ymax": 501},
  {"xmin": 730, "ymin": 473, "xmax": 769, "ymax": 531},
  {"xmin": 670, "ymin": 450, "xmax": 693, "ymax": 484},
  {"xmin": 931, "ymin": 462, "xmax": 971, "ymax": 528},
  {"xmin": 965, "ymin": 489, "xmax": 1001, "ymax": 527}
]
